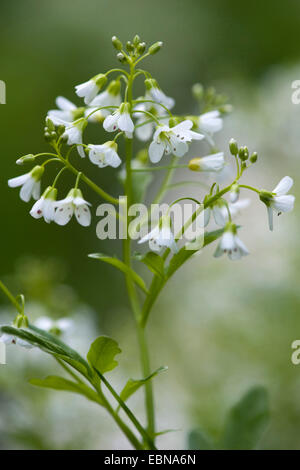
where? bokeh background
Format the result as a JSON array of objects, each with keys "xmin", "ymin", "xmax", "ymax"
[{"xmin": 0, "ymin": 0, "xmax": 300, "ymax": 449}]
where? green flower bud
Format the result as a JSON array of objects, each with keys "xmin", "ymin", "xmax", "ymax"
[
  {"xmin": 16, "ymin": 154, "xmax": 35, "ymax": 165},
  {"xmin": 250, "ymin": 151, "xmax": 258, "ymax": 163},
  {"xmin": 133, "ymin": 34, "xmax": 141, "ymax": 46},
  {"xmin": 192, "ymin": 83, "xmax": 204, "ymax": 100},
  {"xmin": 112, "ymin": 35, "xmax": 123, "ymax": 51},
  {"xmin": 137, "ymin": 42, "xmax": 146, "ymax": 54},
  {"xmin": 46, "ymin": 117, "xmax": 55, "ymax": 131},
  {"xmin": 126, "ymin": 41, "xmax": 134, "ymax": 53},
  {"xmin": 117, "ymin": 52, "xmax": 127, "ymax": 63},
  {"xmin": 148, "ymin": 41, "xmax": 163, "ymax": 55},
  {"xmin": 44, "ymin": 132, "xmax": 52, "ymax": 142},
  {"xmin": 229, "ymin": 138, "xmax": 238, "ymax": 156},
  {"xmin": 238, "ymin": 146, "xmax": 249, "ymax": 161}
]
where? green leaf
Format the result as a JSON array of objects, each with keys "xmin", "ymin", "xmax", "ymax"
[
  {"xmin": 0, "ymin": 324, "xmax": 92, "ymax": 378},
  {"xmin": 166, "ymin": 228, "xmax": 225, "ymax": 279},
  {"xmin": 29, "ymin": 376, "xmax": 104, "ymax": 406},
  {"xmin": 87, "ymin": 336, "xmax": 121, "ymax": 374},
  {"xmin": 219, "ymin": 386, "xmax": 269, "ymax": 450},
  {"xmin": 119, "ymin": 366, "xmax": 167, "ymax": 404},
  {"xmin": 134, "ymin": 252, "xmax": 165, "ymax": 279},
  {"xmin": 188, "ymin": 428, "xmax": 214, "ymax": 450},
  {"xmin": 88, "ymin": 253, "xmax": 148, "ymax": 294}
]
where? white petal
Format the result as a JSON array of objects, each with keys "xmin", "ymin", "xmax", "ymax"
[
  {"xmin": 103, "ymin": 113, "xmax": 119, "ymax": 132},
  {"xmin": 213, "ymin": 206, "xmax": 226, "ymax": 226},
  {"xmin": 273, "ymin": 176, "xmax": 294, "ymax": 196},
  {"xmin": 171, "ymin": 139, "xmax": 188, "ymax": 157},
  {"xmin": 20, "ymin": 178, "xmax": 35, "ymax": 202},
  {"xmin": 54, "ymin": 203, "xmax": 74, "ymax": 225},
  {"xmin": 32, "ymin": 181, "xmax": 41, "ymax": 201},
  {"xmin": 149, "ymin": 141, "xmax": 165, "ymax": 163},
  {"xmin": 118, "ymin": 112, "xmax": 134, "ymax": 133},
  {"xmin": 56, "ymin": 96, "xmax": 76, "ymax": 111},
  {"xmin": 272, "ymin": 195, "xmax": 295, "ymax": 213},
  {"xmin": 135, "ymin": 120, "xmax": 153, "ymax": 141},
  {"xmin": 30, "ymin": 198, "xmax": 44, "ymax": 219},
  {"xmin": 235, "ymin": 236, "xmax": 249, "ymax": 256},
  {"xmin": 75, "ymin": 204, "xmax": 91, "ymax": 226},
  {"xmin": 43, "ymin": 199, "xmax": 56, "ymax": 223},
  {"xmin": 75, "ymin": 80, "xmax": 98, "ymax": 105},
  {"xmin": 220, "ymin": 231, "xmax": 235, "ymax": 251},
  {"xmin": 8, "ymin": 173, "xmax": 29, "ymax": 188}
]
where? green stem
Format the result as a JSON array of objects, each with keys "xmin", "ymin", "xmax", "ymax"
[
  {"xmin": 0, "ymin": 280, "xmax": 23, "ymax": 314},
  {"xmin": 153, "ymin": 155, "xmax": 178, "ymax": 204},
  {"xmin": 123, "ymin": 62, "xmax": 156, "ymax": 444},
  {"xmin": 94, "ymin": 369, "xmax": 156, "ymax": 449}
]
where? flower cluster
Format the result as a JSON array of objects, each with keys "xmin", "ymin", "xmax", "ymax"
[{"xmin": 7, "ymin": 35, "xmax": 295, "ymax": 257}]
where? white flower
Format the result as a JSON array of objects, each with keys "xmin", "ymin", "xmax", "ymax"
[
  {"xmin": 214, "ymin": 224, "xmax": 249, "ymax": 261},
  {"xmin": 88, "ymin": 141, "xmax": 121, "ymax": 168},
  {"xmin": 204, "ymin": 198, "xmax": 250, "ymax": 227},
  {"xmin": 188, "ymin": 152, "xmax": 225, "ymax": 172},
  {"xmin": 47, "ymin": 96, "xmax": 84, "ymax": 125},
  {"xmin": 75, "ymin": 73, "xmax": 107, "ymax": 105},
  {"xmin": 133, "ymin": 101, "xmax": 169, "ymax": 142},
  {"xmin": 198, "ymin": 110, "xmax": 223, "ymax": 134},
  {"xmin": 149, "ymin": 120, "xmax": 204, "ymax": 163},
  {"xmin": 145, "ymin": 78, "xmax": 175, "ymax": 110},
  {"xmin": 54, "ymin": 188, "xmax": 91, "ymax": 227},
  {"xmin": 35, "ymin": 316, "xmax": 73, "ymax": 335},
  {"xmin": 62, "ymin": 118, "xmax": 87, "ymax": 158},
  {"xmin": 103, "ymin": 103, "xmax": 134, "ymax": 137},
  {"xmin": 8, "ymin": 165, "xmax": 44, "ymax": 202},
  {"xmin": 0, "ymin": 333, "xmax": 33, "ymax": 348},
  {"xmin": 30, "ymin": 186, "xmax": 57, "ymax": 223},
  {"xmin": 260, "ymin": 176, "xmax": 295, "ymax": 231},
  {"xmin": 88, "ymin": 80, "xmax": 121, "ymax": 120},
  {"xmin": 138, "ymin": 215, "xmax": 178, "ymax": 254}
]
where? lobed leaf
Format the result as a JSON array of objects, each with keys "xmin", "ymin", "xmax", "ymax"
[{"xmin": 87, "ymin": 336, "xmax": 122, "ymax": 374}]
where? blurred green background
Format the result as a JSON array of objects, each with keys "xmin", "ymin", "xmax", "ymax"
[{"xmin": 0, "ymin": 0, "xmax": 300, "ymax": 449}]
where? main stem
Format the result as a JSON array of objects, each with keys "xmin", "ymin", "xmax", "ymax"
[{"xmin": 123, "ymin": 62, "xmax": 156, "ymax": 446}]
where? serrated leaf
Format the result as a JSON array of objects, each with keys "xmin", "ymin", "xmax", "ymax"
[
  {"xmin": 188, "ymin": 428, "xmax": 214, "ymax": 450},
  {"xmin": 88, "ymin": 253, "xmax": 148, "ymax": 294},
  {"xmin": 219, "ymin": 386, "xmax": 269, "ymax": 450},
  {"xmin": 87, "ymin": 336, "xmax": 121, "ymax": 374},
  {"xmin": 119, "ymin": 366, "xmax": 167, "ymax": 405},
  {"xmin": 166, "ymin": 228, "xmax": 225, "ymax": 279},
  {"xmin": 134, "ymin": 252, "xmax": 165, "ymax": 279},
  {"xmin": 30, "ymin": 376, "xmax": 104, "ymax": 406}
]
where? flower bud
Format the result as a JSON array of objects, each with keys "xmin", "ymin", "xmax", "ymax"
[
  {"xmin": 250, "ymin": 152, "xmax": 258, "ymax": 163},
  {"xmin": 137, "ymin": 42, "xmax": 146, "ymax": 54},
  {"xmin": 46, "ymin": 117, "xmax": 55, "ymax": 132},
  {"xmin": 112, "ymin": 35, "xmax": 123, "ymax": 51},
  {"xmin": 229, "ymin": 138, "xmax": 238, "ymax": 156},
  {"xmin": 126, "ymin": 41, "xmax": 134, "ymax": 53},
  {"xmin": 148, "ymin": 41, "xmax": 163, "ymax": 55},
  {"xmin": 192, "ymin": 83, "xmax": 204, "ymax": 100},
  {"xmin": 230, "ymin": 183, "xmax": 240, "ymax": 203},
  {"xmin": 117, "ymin": 52, "xmax": 127, "ymax": 63},
  {"xmin": 239, "ymin": 146, "xmax": 249, "ymax": 161},
  {"xmin": 16, "ymin": 154, "xmax": 35, "ymax": 165},
  {"xmin": 133, "ymin": 34, "xmax": 141, "ymax": 46}
]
